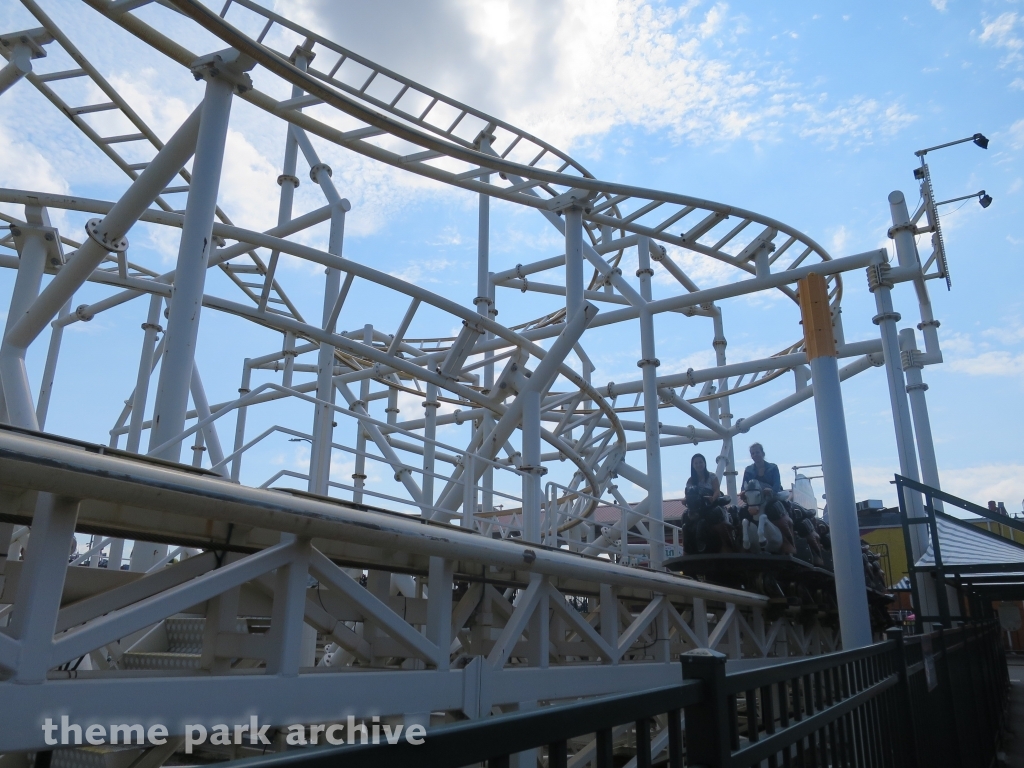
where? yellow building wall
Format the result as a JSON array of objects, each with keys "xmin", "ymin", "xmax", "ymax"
[{"xmin": 860, "ymin": 525, "xmax": 908, "ymax": 588}]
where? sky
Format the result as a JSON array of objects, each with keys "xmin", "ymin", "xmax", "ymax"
[{"xmin": 0, "ymin": 0, "xmax": 1022, "ymax": 521}]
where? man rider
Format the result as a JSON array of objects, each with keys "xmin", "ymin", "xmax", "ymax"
[{"xmin": 742, "ymin": 442, "xmax": 783, "ymax": 496}]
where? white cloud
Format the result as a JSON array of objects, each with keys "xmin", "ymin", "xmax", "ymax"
[
  {"xmin": 978, "ymin": 12, "xmax": 1024, "ymax": 68},
  {"xmin": 854, "ymin": 463, "xmax": 1024, "ymax": 512},
  {"xmin": 1009, "ymin": 118, "xmax": 1024, "ymax": 150},
  {"xmin": 282, "ymin": 0, "xmax": 912, "ymax": 152},
  {"xmin": 388, "ymin": 258, "xmax": 458, "ymax": 284},
  {"xmin": 948, "ymin": 350, "xmax": 1024, "ymax": 376},
  {"xmin": 830, "ymin": 225, "xmax": 849, "ymax": 254},
  {"xmin": 941, "ymin": 464, "xmax": 1024, "ymax": 512},
  {"xmin": 793, "ymin": 98, "xmax": 917, "ymax": 148},
  {"xmin": 930, "ymin": 0, "xmax": 948, "ymax": 12},
  {"xmin": 0, "ymin": 123, "xmax": 70, "ymax": 197}
]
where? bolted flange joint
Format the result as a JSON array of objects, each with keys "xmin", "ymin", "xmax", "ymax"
[
  {"xmin": 85, "ymin": 218, "xmax": 128, "ymax": 253},
  {"xmin": 277, "ymin": 174, "xmax": 299, "ymax": 188},
  {"xmin": 637, "ymin": 358, "xmax": 660, "ymax": 368},
  {"xmin": 872, "ymin": 311, "xmax": 901, "ymax": 326},
  {"xmin": 141, "ymin": 322, "xmax": 163, "ymax": 333},
  {"xmin": 906, "ymin": 382, "xmax": 929, "ymax": 393},
  {"xmin": 309, "ymin": 163, "xmax": 332, "ymax": 183},
  {"xmin": 886, "ymin": 222, "xmax": 916, "ymax": 239},
  {"xmin": 75, "ymin": 304, "xmax": 93, "ymax": 322}
]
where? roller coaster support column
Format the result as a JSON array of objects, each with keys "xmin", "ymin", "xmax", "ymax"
[
  {"xmin": 521, "ymin": 389, "xmax": 544, "ymax": 544},
  {"xmin": 126, "ymin": 294, "xmax": 164, "ymax": 453},
  {"xmin": 563, "ymin": 201, "xmax": 584, "ymax": 322},
  {"xmin": 259, "ymin": 47, "xmax": 309, "ymax": 312},
  {"xmin": 149, "ymin": 52, "xmax": 249, "ymax": 461},
  {"xmin": 475, "ymin": 132, "xmax": 495, "ymax": 518},
  {"xmin": 637, "ymin": 236, "xmax": 664, "ymax": 570},
  {"xmin": 889, "ymin": 190, "xmax": 943, "ymax": 510},
  {"xmin": 0, "ymin": 206, "xmax": 51, "ymax": 423},
  {"xmin": 712, "ymin": 306, "xmax": 738, "ymax": 500},
  {"xmin": 899, "ymin": 329, "xmax": 941, "ymax": 495},
  {"xmin": 309, "ymin": 201, "xmax": 347, "ymax": 495},
  {"xmin": 799, "ymin": 273, "xmax": 871, "ymax": 648},
  {"xmin": 866, "ymin": 262, "xmax": 932, "ymax": 559}
]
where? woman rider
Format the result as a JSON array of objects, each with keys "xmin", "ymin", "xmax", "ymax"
[{"xmin": 685, "ymin": 453, "xmax": 720, "ymax": 505}]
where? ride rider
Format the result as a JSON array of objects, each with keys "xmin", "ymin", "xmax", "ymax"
[
  {"xmin": 685, "ymin": 453, "xmax": 720, "ymax": 505},
  {"xmin": 742, "ymin": 442, "xmax": 783, "ymax": 496},
  {"xmin": 683, "ymin": 454, "xmax": 736, "ymax": 553}
]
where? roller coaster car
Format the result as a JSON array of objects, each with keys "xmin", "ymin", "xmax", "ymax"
[{"xmin": 670, "ymin": 482, "xmax": 895, "ymax": 632}]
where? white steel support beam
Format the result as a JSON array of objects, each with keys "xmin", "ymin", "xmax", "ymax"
[
  {"xmin": 711, "ymin": 307, "xmax": 738, "ymax": 499},
  {"xmin": 189, "ymin": 365, "xmax": 225, "ymax": 471},
  {"xmin": 265, "ymin": 537, "xmax": 312, "ymax": 676},
  {"xmin": 867, "ymin": 263, "xmax": 929, "ymax": 558},
  {"xmin": 34, "ymin": 297, "xmax": 71, "ymax": 430},
  {"xmin": 126, "ymin": 294, "xmax": 164, "ymax": 453},
  {"xmin": 564, "ymin": 205, "xmax": 584, "ymax": 323},
  {"xmin": 889, "ymin": 191, "xmax": 942, "ymax": 359},
  {"xmin": 148, "ymin": 72, "xmax": 236, "ymax": 461},
  {"xmin": 799, "ymin": 273, "xmax": 871, "ymax": 648},
  {"xmin": 0, "ymin": 210, "xmax": 50, "ymax": 425},
  {"xmin": 435, "ymin": 301, "xmax": 598, "ymax": 517},
  {"xmin": 5, "ymin": 494, "xmax": 80, "ymax": 682},
  {"xmin": 899, "ymin": 328, "xmax": 942, "ymax": 497},
  {"xmin": 521, "ymin": 389, "xmax": 543, "ymax": 543},
  {"xmin": 636, "ymin": 237, "xmax": 664, "ymax": 570},
  {"xmin": 309, "ymin": 204, "xmax": 346, "ymax": 495},
  {"xmin": 258, "ymin": 50, "xmax": 307, "ymax": 311},
  {"xmin": 351, "ymin": 324, "xmax": 372, "ymax": 504},
  {"xmin": 0, "ymin": 105, "xmax": 203, "ymax": 430}
]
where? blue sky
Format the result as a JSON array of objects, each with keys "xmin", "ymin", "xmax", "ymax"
[{"xmin": 0, "ymin": 0, "xmax": 1022, "ymax": 516}]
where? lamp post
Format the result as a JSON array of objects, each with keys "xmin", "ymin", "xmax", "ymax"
[{"xmin": 912, "ymin": 132, "xmax": 990, "ymax": 290}]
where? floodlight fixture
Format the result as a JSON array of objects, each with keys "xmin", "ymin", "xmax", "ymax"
[
  {"xmin": 934, "ymin": 190, "xmax": 993, "ymax": 209},
  {"xmin": 915, "ymin": 133, "xmax": 990, "ymax": 157}
]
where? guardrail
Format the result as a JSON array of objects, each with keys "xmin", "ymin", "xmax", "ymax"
[{"xmin": 207, "ymin": 623, "xmax": 1007, "ymax": 768}]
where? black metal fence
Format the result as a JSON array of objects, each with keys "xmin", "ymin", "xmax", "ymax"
[{"xmin": 216, "ymin": 623, "xmax": 1008, "ymax": 768}]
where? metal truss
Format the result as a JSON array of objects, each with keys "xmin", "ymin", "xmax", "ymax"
[{"xmin": 0, "ymin": 0, "xmax": 948, "ymax": 756}]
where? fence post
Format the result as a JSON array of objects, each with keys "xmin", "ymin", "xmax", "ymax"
[
  {"xmin": 681, "ymin": 648, "xmax": 730, "ymax": 767},
  {"xmin": 935, "ymin": 628, "xmax": 969, "ymax": 767},
  {"xmin": 886, "ymin": 627, "xmax": 920, "ymax": 768}
]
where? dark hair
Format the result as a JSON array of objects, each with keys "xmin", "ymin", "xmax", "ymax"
[{"xmin": 690, "ymin": 453, "xmax": 710, "ymax": 484}]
